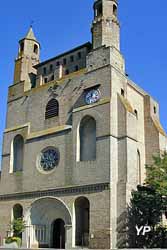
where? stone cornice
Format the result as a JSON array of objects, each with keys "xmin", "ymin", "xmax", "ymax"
[
  {"xmin": 73, "ymin": 97, "xmax": 110, "ymax": 113},
  {"xmin": 4, "ymin": 124, "xmax": 72, "ymax": 140},
  {"xmin": 4, "ymin": 123, "xmax": 31, "ymax": 134},
  {"xmin": 0, "ymin": 183, "xmax": 109, "ymax": 201},
  {"xmin": 26, "ymin": 125, "xmax": 72, "ymax": 140}
]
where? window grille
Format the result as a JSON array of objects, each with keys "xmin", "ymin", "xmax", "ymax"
[{"xmin": 45, "ymin": 99, "xmax": 59, "ymax": 119}]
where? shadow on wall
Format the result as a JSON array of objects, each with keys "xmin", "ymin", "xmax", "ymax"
[{"xmin": 117, "ymin": 210, "xmax": 127, "ymax": 248}]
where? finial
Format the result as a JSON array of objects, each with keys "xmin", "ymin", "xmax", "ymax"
[{"xmin": 30, "ymin": 20, "xmax": 34, "ymax": 28}]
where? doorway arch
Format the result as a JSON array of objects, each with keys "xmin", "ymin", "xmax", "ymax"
[
  {"xmin": 52, "ymin": 219, "xmax": 65, "ymax": 249},
  {"xmin": 28, "ymin": 197, "xmax": 72, "ymax": 248},
  {"xmin": 75, "ymin": 197, "xmax": 90, "ymax": 247}
]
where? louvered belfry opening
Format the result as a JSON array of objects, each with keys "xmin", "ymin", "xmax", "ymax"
[{"xmin": 45, "ymin": 99, "xmax": 59, "ymax": 119}]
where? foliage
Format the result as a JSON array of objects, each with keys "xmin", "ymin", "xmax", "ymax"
[
  {"xmin": 11, "ymin": 217, "xmax": 26, "ymax": 237},
  {"xmin": 127, "ymin": 185, "xmax": 167, "ymax": 248},
  {"xmin": 14, "ymin": 171, "xmax": 23, "ymax": 177},
  {"xmin": 5, "ymin": 236, "xmax": 21, "ymax": 247},
  {"xmin": 145, "ymin": 152, "xmax": 167, "ymax": 196},
  {"xmin": 127, "ymin": 152, "xmax": 167, "ymax": 247},
  {"xmin": 130, "ymin": 185, "xmax": 162, "ymax": 226}
]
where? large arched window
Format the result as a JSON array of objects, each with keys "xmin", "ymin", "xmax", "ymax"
[
  {"xmin": 137, "ymin": 150, "xmax": 141, "ymax": 184},
  {"xmin": 45, "ymin": 99, "xmax": 59, "ymax": 119},
  {"xmin": 75, "ymin": 197, "xmax": 90, "ymax": 247},
  {"xmin": 79, "ymin": 116, "xmax": 96, "ymax": 161},
  {"xmin": 13, "ymin": 135, "xmax": 24, "ymax": 172}
]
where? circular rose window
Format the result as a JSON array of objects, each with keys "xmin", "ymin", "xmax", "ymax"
[{"xmin": 38, "ymin": 147, "xmax": 60, "ymax": 172}]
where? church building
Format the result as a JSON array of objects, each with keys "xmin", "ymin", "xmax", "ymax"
[{"xmin": 0, "ymin": 0, "xmax": 166, "ymax": 249}]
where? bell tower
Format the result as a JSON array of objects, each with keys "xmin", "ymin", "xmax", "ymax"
[
  {"xmin": 91, "ymin": 0, "xmax": 120, "ymax": 50},
  {"xmin": 13, "ymin": 26, "xmax": 40, "ymax": 91}
]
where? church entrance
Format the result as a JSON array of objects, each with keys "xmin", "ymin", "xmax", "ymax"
[
  {"xmin": 52, "ymin": 219, "xmax": 65, "ymax": 249},
  {"xmin": 28, "ymin": 197, "xmax": 72, "ymax": 249}
]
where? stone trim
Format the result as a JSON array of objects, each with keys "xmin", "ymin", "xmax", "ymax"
[
  {"xmin": 4, "ymin": 123, "xmax": 30, "ymax": 134},
  {"xmin": 117, "ymin": 135, "xmax": 137, "ymax": 142},
  {"xmin": 4, "ymin": 123, "xmax": 72, "ymax": 140},
  {"xmin": 152, "ymin": 117, "xmax": 166, "ymax": 137},
  {"xmin": 97, "ymin": 134, "xmax": 138, "ymax": 142},
  {"xmin": 9, "ymin": 80, "xmax": 25, "ymax": 88},
  {"xmin": 118, "ymin": 94, "xmax": 134, "ymax": 114},
  {"xmin": 0, "ymin": 183, "xmax": 109, "ymax": 201},
  {"xmin": 7, "ymin": 96, "xmax": 24, "ymax": 104},
  {"xmin": 26, "ymin": 125, "xmax": 72, "ymax": 140},
  {"xmin": 84, "ymin": 83, "xmax": 101, "ymax": 91},
  {"xmin": 73, "ymin": 98, "xmax": 110, "ymax": 113}
]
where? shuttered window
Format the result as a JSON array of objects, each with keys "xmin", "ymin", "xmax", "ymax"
[{"xmin": 45, "ymin": 99, "xmax": 59, "ymax": 119}]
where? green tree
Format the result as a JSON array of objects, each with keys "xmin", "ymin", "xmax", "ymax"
[
  {"xmin": 5, "ymin": 218, "xmax": 26, "ymax": 247},
  {"xmin": 127, "ymin": 152, "xmax": 167, "ymax": 248},
  {"xmin": 127, "ymin": 185, "xmax": 167, "ymax": 248},
  {"xmin": 12, "ymin": 218, "xmax": 26, "ymax": 237},
  {"xmin": 145, "ymin": 152, "xmax": 167, "ymax": 196}
]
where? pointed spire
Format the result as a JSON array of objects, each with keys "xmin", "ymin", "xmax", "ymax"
[{"xmin": 25, "ymin": 26, "xmax": 37, "ymax": 41}]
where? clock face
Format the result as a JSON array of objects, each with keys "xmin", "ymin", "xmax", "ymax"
[
  {"xmin": 85, "ymin": 89, "xmax": 101, "ymax": 105},
  {"xmin": 39, "ymin": 147, "xmax": 59, "ymax": 172}
]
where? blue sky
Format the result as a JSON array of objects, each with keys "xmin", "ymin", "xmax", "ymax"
[{"xmin": 0, "ymin": 0, "xmax": 167, "ymax": 167}]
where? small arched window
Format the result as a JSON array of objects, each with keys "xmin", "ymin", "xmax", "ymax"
[
  {"xmin": 13, "ymin": 135, "xmax": 24, "ymax": 172},
  {"xmin": 63, "ymin": 58, "xmax": 67, "ymax": 65},
  {"xmin": 20, "ymin": 42, "xmax": 24, "ymax": 52},
  {"xmin": 154, "ymin": 106, "xmax": 157, "ymax": 114},
  {"xmin": 134, "ymin": 109, "xmax": 138, "ymax": 119},
  {"xmin": 95, "ymin": 3, "xmax": 102, "ymax": 17},
  {"xmin": 43, "ymin": 67, "xmax": 47, "ymax": 75},
  {"xmin": 45, "ymin": 99, "xmax": 59, "ymax": 119},
  {"xmin": 121, "ymin": 88, "xmax": 125, "ymax": 96},
  {"xmin": 50, "ymin": 64, "xmax": 53, "ymax": 72},
  {"xmin": 75, "ymin": 65, "xmax": 79, "ymax": 71},
  {"xmin": 44, "ymin": 77, "xmax": 47, "ymax": 84},
  {"xmin": 13, "ymin": 204, "xmax": 23, "ymax": 220},
  {"xmin": 78, "ymin": 52, "xmax": 82, "ymax": 59},
  {"xmin": 79, "ymin": 116, "xmax": 96, "ymax": 161},
  {"xmin": 70, "ymin": 55, "xmax": 74, "ymax": 62},
  {"xmin": 33, "ymin": 44, "xmax": 38, "ymax": 54},
  {"xmin": 113, "ymin": 4, "xmax": 117, "ymax": 16},
  {"xmin": 51, "ymin": 75, "xmax": 54, "ymax": 81},
  {"xmin": 137, "ymin": 150, "xmax": 141, "ymax": 184}
]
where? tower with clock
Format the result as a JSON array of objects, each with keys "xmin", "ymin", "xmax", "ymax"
[{"xmin": 0, "ymin": 0, "xmax": 166, "ymax": 249}]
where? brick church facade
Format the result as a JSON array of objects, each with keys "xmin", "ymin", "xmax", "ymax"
[{"xmin": 0, "ymin": 0, "xmax": 166, "ymax": 249}]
